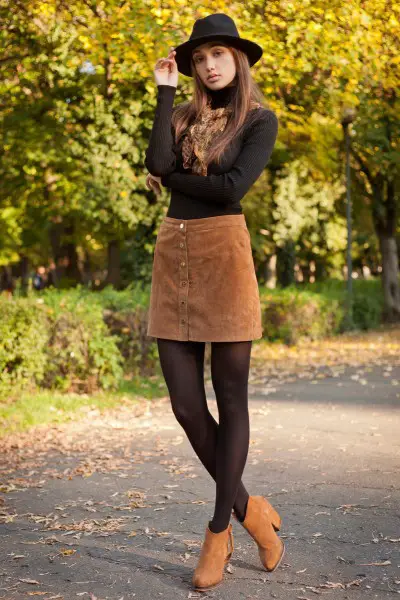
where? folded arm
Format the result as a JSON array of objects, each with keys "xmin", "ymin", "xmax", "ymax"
[
  {"xmin": 144, "ymin": 84, "xmax": 178, "ymax": 177},
  {"xmin": 160, "ymin": 110, "xmax": 278, "ymax": 205}
]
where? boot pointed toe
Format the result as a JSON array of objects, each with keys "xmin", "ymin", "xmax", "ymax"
[{"xmin": 258, "ymin": 537, "xmax": 285, "ymax": 571}]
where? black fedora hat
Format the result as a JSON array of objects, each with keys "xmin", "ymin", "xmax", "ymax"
[{"xmin": 173, "ymin": 13, "xmax": 263, "ymax": 77}]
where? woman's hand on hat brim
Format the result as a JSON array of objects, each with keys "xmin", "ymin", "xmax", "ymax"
[{"xmin": 154, "ymin": 48, "xmax": 178, "ymax": 87}]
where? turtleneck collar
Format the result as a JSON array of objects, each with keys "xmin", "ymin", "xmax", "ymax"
[{"xmin": 207, "ymin": 80, "xmax": 237, "ymax": 110}]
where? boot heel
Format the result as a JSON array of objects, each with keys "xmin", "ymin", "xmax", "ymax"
[
  {"xmin": 225, "ymin": 526, "xmax": 234, "ymax": 562},
  {"xmin": 269, "ymin": 509, "xmax": 281, "ymax": 531},
  {"xmin": 264, "ymin": 499, "xmax": 281, "ymax": 531}
]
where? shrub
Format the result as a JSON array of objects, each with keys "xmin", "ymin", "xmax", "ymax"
[
  {"xmin": 260, "ymin": 287, "xmax": 344, "ymax": 344},
  {"xmin": 41, "ymin": 284, "xmax": 157, "ymax": 378},
  {"xmin": 40, "ymin": 282, "xmax": 150, "ymax": 313},
  {"xmin": 43, "ymin": 307, "xmax": 123, "ymax": 393},
  {"xmin": 0, "ymin": 277, "xmax": 385, "ymax": 398},
  {"xmin": 0, "ymin": 294, "xmax": 124, "ymax": 398},
  {"xmin": 352, "ymin": 290, "xmax": 383, "ymax": 330},
  {"xmin": 103, "ymin": 306, "xmax": 158, "ymax": 376},
  {"xmin": 302, "ymin": 278, "xmax": 384, "ymax": 332},
  {"xmin": 0, "ymin": 298, "xmax": 49, "ymax": 399}
]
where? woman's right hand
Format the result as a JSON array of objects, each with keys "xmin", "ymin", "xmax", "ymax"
[{"xmin": 154, "ymin": 48, "xmax": 178, "ymax": 88}]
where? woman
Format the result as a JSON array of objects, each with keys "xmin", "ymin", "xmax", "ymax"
[{"xmin": 144, "ymin": 13, "xmax": 284, "ymax": 591}]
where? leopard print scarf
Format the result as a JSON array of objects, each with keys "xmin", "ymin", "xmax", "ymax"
[{"xmin": 181, "ymin": 97, "xmax": 261, "ymax": 176}]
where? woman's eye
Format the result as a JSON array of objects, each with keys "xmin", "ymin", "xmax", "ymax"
[{"xmin": 195, "ymin": 51, "xmax": 222, "ymax": 63}]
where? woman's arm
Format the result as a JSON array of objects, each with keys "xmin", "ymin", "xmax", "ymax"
[
  {"xmin": 144, "ymin": 84, "xmax": 177, "ymax": 177},
  {"xmin": 161, "ymin": 110, "xmax": 278, "ymax": 205}
]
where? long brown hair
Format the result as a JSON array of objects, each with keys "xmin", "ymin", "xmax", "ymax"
[{"xmin": 171, "ymin": 45, "xmax": 270, "ymax": 171}]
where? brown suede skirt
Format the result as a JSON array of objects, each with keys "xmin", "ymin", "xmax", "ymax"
[{"xmin": 146, "ymin": 213, "xmax": 263, "ymax": 342}]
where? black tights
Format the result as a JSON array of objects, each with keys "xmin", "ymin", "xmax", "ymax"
[{"xmin": 157, "ymin": 338, "xmax": 252, "ymax": 533}]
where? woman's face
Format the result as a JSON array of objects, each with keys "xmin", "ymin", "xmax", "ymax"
[{"xmin": 192, "ymin": 42, "xmax": 236, "ymax": 90}]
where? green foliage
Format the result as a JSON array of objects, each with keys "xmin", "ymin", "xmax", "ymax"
[
  {"xmin": 97, "ymin": 283, "xmax": 150, "ymax": 310},
  {"xmin": 0, "ymin": 298, "xmax": 49, "ymax": 398},
  {"xmin": 0, "ymin": 294, "xmax": 124, "ymax": 398},
  {"xmin": 103, "ymin": 306, "xmax": 158, "ymax": 376},
  {"xmin": 260, "ymin": 286, "xmax": 344, "ymax": 344},
  {"xmin": 1, "ymin": 0, "xmax": 399, "ymax": 318},
  {"xmin": 352, "ymin": 292, "xmax": 383, "ymax": 330},
  {"xmin": 260, "ymin": 278, "xmax": 384, "ymax": 343},
  {"xmin": 40, "ymin": 282, "xmax": 149, "ymax": 312},
  {"xmin": 40, "ymin": 284, "xmax": 158, "ymax": 378},
  {"xmin": 44, "ymin": 305, "xmax": 123, "ymax": 393},
  {"xmin": 38, "ymin": 286, "xmax": 126, "ymax": 391}
]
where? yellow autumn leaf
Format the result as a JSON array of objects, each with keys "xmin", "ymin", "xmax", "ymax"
[{"xmin": 60, "ymin": 548, "xmax": 77, "ymax": 556}]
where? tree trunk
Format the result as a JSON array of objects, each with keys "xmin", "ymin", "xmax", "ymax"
[
  {"xmin": 63, "ymin": 225, "xmax": 82, "ymax": 284},
  {"xmin": 1, "ymin": 266, "xmax": 14, "ymax": 295},
  {"xmin": 352, "ymin": 111, "xmax": 399, "ymax": 323},
  {"xmin": 302, "ymin": 262, "xmax": 311, "ymax": 283},
  {"xmin": 20, "ymin": 256, "xmax": 30, "ymax": 295},
  {"xmin": 49, "ymin": 223, "xmax": 62, "ymax": 285},
  {"xmin": 104, "ymin": 239, "xmax": 121, "ymax": 288},
  {"xmin": 378, "ymin": 233, "xmax": 400, "ymax": 322},
  {"xmin": 265, "ymin": 254, "xmax": 277, "ymax": 288},
  {"xmin": 49, "ymin": 222, "xmax": 82, "ymax": 285},
  {"xmin": 82, "ymin": 250, "xmax": 92, "ymax": 286},
  {"xmin": 276, "ymin": 240, "xmax": 295, "ymax": 288},
  {"xmin": 315, "ymin": 256, "xmax": 326, "ymax": 281},
  {"xmin": 371, "ymin": 177, "xmax": 400, "ymax": 322}
]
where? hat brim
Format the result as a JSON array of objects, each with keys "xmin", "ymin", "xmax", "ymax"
[{"xmin": 174, "ymin": 34, "xmax": 263, "ymax": 77}]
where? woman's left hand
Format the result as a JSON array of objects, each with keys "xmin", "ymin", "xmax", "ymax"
[{"xmin": 146, "ymin": 173, "xmax": 163, "ymax": 196}]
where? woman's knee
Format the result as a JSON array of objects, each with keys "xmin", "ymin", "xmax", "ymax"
[
  {"xmin": 213, "ymin": 382, "xmax": 249, "ymax": 421},
  {"xmin": 170, "ymin": 397, "xmax": 209, "ymax": 430}
]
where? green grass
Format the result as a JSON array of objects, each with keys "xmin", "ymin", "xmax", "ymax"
[{"xmin": 0, "ymin": 374, "xmax": 168, "ymax": 439}]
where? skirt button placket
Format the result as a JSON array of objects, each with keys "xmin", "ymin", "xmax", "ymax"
[{"xmin": 179, "ymin": 222, "xmax": 189, "ymax": 339}]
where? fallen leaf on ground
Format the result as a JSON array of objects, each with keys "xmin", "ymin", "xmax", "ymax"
[
  {"xmin": 319, "ymin": 579, "xmax": 363, "ymax": 589},
  {"xmin": 59, "ymin": 548, "xmax": 76, "ymax": 555},
  {"xmin": 359, "ymin": 560, "xmax": 391, "ymax": 566}
]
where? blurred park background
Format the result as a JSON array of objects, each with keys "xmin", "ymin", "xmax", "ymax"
[{"xmin": 0, "ymin": 1, "xmax": 399, "ymax": 430}]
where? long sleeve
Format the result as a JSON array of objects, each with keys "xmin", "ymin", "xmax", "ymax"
[
  {"xmin": 160, "ymin": 109, "xmax": 278, "ymax": 205},
  {"xmin": 144, "ymin": 84, "xmax": 177, "ymax": 177}
]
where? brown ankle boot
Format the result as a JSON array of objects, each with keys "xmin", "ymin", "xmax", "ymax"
[
  {"xmin": 233, "ymin": 496, "xmax": 284, "ymax": 572},
  {"xmin": 192, "ymin": 522, "xmax": 234, "ymax": 590}
]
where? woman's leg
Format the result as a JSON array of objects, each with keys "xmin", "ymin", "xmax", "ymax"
[
  {"xmin": 156, "ymin": 338, "xmax": 250, "ymax": 522},
  {"xmin": 208, "ymin": 340, "xmax": 252, "ymax": 533}
]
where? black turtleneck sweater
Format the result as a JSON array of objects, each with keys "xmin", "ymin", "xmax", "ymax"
[{"xmin": 144, "ymin": 83, "xmax": 278, "ymax": 219}]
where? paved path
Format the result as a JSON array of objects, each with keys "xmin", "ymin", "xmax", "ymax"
[{"xmin": 1, "ymin": 363, "xmax": 399, "ymax": 599}]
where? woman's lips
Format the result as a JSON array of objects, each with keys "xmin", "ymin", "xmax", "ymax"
[{"xmin": 208, "ymin": 75, "xmax": 220, "ymax": 81}]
